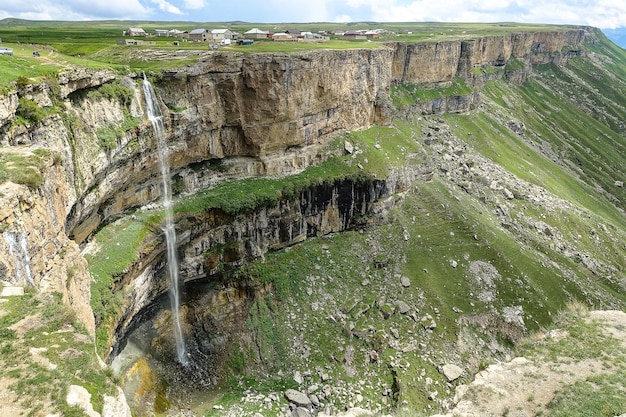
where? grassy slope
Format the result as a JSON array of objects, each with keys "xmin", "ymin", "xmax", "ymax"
[
  {"xmin": 0, "ymin": 291, "xmax": 117, "ymax": 416},
  {"xmin": 210, "ymin": 32, "xmax": 626, "ymax": 415}
]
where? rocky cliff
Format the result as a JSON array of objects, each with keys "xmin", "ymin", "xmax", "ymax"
[{"xmin": 0, "ymin": 26, "xmax": 590, "ymax": 350}]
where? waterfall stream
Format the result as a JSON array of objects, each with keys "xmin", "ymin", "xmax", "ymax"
[
  {"xmin": 142, "ymin": 75, "xmax": 188, "ymax": 365},
  {"xmin": 2, "ymin": 231, "xmax": 34, "ymax": 285}
]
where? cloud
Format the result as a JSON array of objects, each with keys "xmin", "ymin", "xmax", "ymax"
[
  {"xmin": 0, "ymin": 0, "xmax": 624, "ymax": 30},
  {"xmin": 0, "ymin": 0, "xmax": 151, "ymax": 20},
  {"xmin": 150, "ymin": 0, "xmax": 183, "ymax": 15},
  {"xmin": 183, "ymin": 0, "xmax": 206, "ymax": 10},
  {"xmin": 333, "ymin": 14, "xmax": 352, "ymax": 23},
  {"xmin": 343, "ymin": 0, "xmax": 626, "ymax": 29},
  {"xmin": 64, "ymin": 0, "xmax": 152, "ymax": 19}
]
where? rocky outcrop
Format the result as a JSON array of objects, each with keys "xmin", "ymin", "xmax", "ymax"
[
  {"xmin": 107, "ymin": 174, "xmax": 413, "ymax": 360},
  {"xmin": 398, "ymin": 91, "xmax": 481, "ymax": 117},
  {"xmin": 0, "ymin": 91, "xmax": 18, "ymax": 128},
  {"xmin": 390, "ymin": 29, "xmax": 586, "ymax": 87},
  {"xmin": 0, "ymin": 161, "xmax": 94, "ymax": 334}
]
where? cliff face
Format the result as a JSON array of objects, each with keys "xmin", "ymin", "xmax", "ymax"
[
  {"xmin": 65, "ymin": 29, "xmax": 586, "ymax": 246},
  {"xmin": 0, "ymin": 27, "xmax": 589, "ymax": 339},
  {"xmin": 0, "ymin": 165, "xmax": 94, "ymax": 334},
  {"xmin": 390, "ymin": 29, "xmax": 585, "ymax": 86},
  {"xmin": 108, "ymin": 175, "xmax": 412, "ymax": 359}
]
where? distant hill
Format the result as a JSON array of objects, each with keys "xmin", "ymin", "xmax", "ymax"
[{"xmin": 603, "ymin": 28, "xmax": 626, "ymax": 48}]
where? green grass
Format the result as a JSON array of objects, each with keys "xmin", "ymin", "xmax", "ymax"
[
  {"xmin": 0, "ymin": 147, "xmax": 57, "ymax": 189},
  {"xmin": 0, "ymin": 45, "xmax": 60, "ymax": 90},
  {"xmin": 235, "ymin": 172, "xmax": 615, "ymax": 413},
  {"xmin": 392, "ymin": 78, "xmax": 474, "ymax": 108},
  {"xmin": 84, "ymin": 213, "xmax": 156, "ymax": 355},
  {"xmin": 0, "ymin": 20, "xmax": 576, "ymax": 88},
  {"xmin": 175, "ymin": 157, "xmax": 363, "ymax": 216},
  {"xmin": 546, "ymin": 371, "xmax": 626, "ymax": 417},
  {"xmin": 0, "ymin": 291, "xmax": 117, "ymax": 415},
  {"xmin": 447, "ymin": 82, "xmax": 626, "ymax": 229}
]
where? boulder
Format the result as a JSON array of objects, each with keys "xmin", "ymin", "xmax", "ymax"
[
  {"xmin": 395, "ymin": 300, "xmax": 411, "ymax": 314},
  {"xmin": 442, "ymin": 364, "xmax": 464, "ymax": 381},
  {"xmin": 292, "ymin": 407, "xmax": 312, "ymax": 417},
  {"xmin": 285, "ymin": 389, "xmax": 312, "ymax": 407}
]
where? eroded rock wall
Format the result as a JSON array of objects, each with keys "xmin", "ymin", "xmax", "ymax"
[
  {"xmin": 390, "ymin": 29, "xmax": 586, "ymax": 86},
  {"xmin": 0, "ymin": 164, "xmax": 94, "ymax": 334},
  {"xmin": 107, "ymin": 175, "xmax": 407, "ymax": 360},
  {"xmin": 0, "ymin": 26, "xmax": 590, "ymax": 347}
]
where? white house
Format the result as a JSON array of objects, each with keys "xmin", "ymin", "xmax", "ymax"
[
  {"xmin": 272, "ymin": 32, "xmax": 296, "ymax": 41},
  {"xmin": 126, "ymin": 27, "xmax": 147, "ymax": 37},
  {"xmin": 244, "ymin": 28, "xmax": 268, "ymax": 39},
  {"xmin": 301, "ymin": 32, "xmax": 329, "ymax": 42},
  {"xmin": 211, "ymin": 29, "xmax": 234, "ymax": 41},
  {"xmin": 168, "ymin": 29, "xmax": 185, "ymax": 37}
]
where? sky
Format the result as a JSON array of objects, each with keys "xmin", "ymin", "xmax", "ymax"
[{"xmin": 1, "ymin": 0, "xmax": 625, "ymax": 32}]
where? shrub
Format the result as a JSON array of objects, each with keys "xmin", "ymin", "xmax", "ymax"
[
  {"xmin": 16, "ymin": 98, "xmax": 46, "ymax": 125},
  {"xmin": 96, "ymin": 127, "xmax": 119, "ymax": 151},
  {"xmin": 15, "ymin": 76, "xmax": 31, "ymax": 89},
  {"xmin": 87, "ymin": 81, "xmax": 134, "ymax": 106}
]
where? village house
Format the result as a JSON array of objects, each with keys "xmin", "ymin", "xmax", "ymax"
[
  {"xmin": 168, "ymin": 29, "xmax": 186, "ymax": 37},
  {"xmin": 244, "ymin": 28, "xmax": 268, "ymax": 39},
  {"xmin": 125, "ymin": 27, "xmax": 147, "ymax": 37},
  {"xmin": 301, "ymin": 32, "xmax": 329, "ymax": 42},
  {"xmin": 364, "ymin": 30, "xmax": 380, "ymax": 39},
  {"xmin": 272, "ymin": 32, "xmax": 296, "ymax": 41},
  {"xmin": 189, "ymin": 28, "xmax": 210, "ymax": 42},
  {"xmin": 211, "ymin": 29, "xmax": 234, "ymax": 41},
  {"xmin": 343, "ymin": 30, "xmax": 367, "ymax": 40},
  {"xmin": 153, "ymin": 29, "xmax": 169, "ymax": 37}
]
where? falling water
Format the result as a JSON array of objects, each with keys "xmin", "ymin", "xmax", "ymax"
[
  {"xmin": 2, "ymin": 231, "xmax": 34, "ymax": 285},
  {"xmin": 142, "ymin": 75, "xmax": 188, "ymax": 365}
]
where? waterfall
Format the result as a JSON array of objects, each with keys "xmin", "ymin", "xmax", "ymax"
[
  {"xmin": 2, "ymin": 231, "xmax": 34, "ymax": 285},
  {"xmin": 142, "ymin": 75, "xmax": 188, "ymax": 365}
]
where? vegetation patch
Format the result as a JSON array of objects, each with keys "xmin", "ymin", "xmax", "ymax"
[
  {"xmin": 86, "ymin": 81, "xmax": 134, "ymax": 105},
  {"xmin": 391, "ymin": 78, "xmax": 473, "ymax": 108},
  {"xmin": 0, "ymin": 148, "xmax": 56, "ymax": 189},
  {"xmin": 0, "ymin": 291, "xmax": 117, "ymax": 416},
  {"xmin": 85, "ymin": 213, "xmax": 155, "ymax": 354}
]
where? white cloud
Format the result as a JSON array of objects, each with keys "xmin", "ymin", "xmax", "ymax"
[
  {"xmin": 0, "ymin": 0, "xmax": 624, "ymax": 29},
  {"xmin": 150, "ymin": 0, "xmax": 183, "ymax": 15},
  {"xmin": 0, "ymin": 0, "xmax": 152, "ymax": 20},
  {"xmin": 327, "ymin": 0, "xmax": 626, "ymax": 29},
  {"xmin": 64, "ymin": 0, "xmax": 151, "ymax": 19},
  {"xmin": 183, "ymin": 0, "xmax": 205, "ymax": 10},
  {"xmin": 333, "ymin": 14, "xmax": 352, "ymax": 23}
]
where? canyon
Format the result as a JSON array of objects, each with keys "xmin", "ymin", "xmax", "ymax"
[{"xmin": 1, "ymin": 24, "xmax": 625, "ymax": 416}]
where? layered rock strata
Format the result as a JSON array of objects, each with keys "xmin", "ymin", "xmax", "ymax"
[{"xmin": 0, "ymin": 27, "xmax": 589, "ymax": 343}]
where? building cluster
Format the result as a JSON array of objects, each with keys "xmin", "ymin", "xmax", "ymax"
[{"xmin": 121, "ymin": 26, "xmax": 390, "ymax": 45}]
